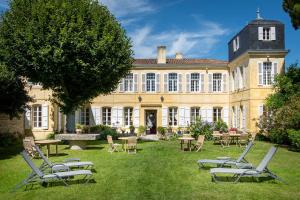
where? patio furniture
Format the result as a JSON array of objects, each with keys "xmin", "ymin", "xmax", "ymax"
[
  {"xmin": 107, "ymin": 135, "xmax": 122, "ymax": 153},
  {"xmin": 34, "ymin": 145, "xmax": 93, "ymax": 172},
  {"xmin": 127, "ymin": 137, "xmax": 137, "ymax": 154},
  {"xmin": 210, "ymin": 146, "xmax": 286, "ymax": 184},
  {"xmin": 238, "ymin": 134, "xmax": 249, "ymax": 147},
  {"xmin": 13, "ymin": 151, "xmax": 93, "ymax": 192},
  {"xmin": 193, "ymin": 135, "xmax": 205, "ymax": 152},
  {"xmin": 220, "ymin": 134, "xmax": 230, "ymax": 148},
  {"xmin": 198, "ymin": 141, "xmax": 254, "ymax": 168},
  {"xmin": 34, "ymin": 139, "xmax": 61, "ymax": 158},
  {"xmin": 178, "ymin": 137, "xmax": 195, "ymax": 151},
  {"xmin": 212, "ymin": 131, "xmax": 222, "ymax": 144},
  {"xmin": 23, "ymin": 138, "xmax": 39, "ymax": 158},
  {"xmin": 55, "ymin": 134, "xmax": 100, "ymax": 150}
]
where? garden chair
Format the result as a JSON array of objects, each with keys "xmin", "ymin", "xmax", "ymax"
[
  {"xmin": 213, "ymin": 131, "xmax": 221, "ymax": 144},
  {"xmin": 127, "ymin": 137, "xmax": 137, "ymax": 154},
  {"xmin": 220, "ymin": 134, "xmax": 230, "ymax": 148},
  {"xmin": 238, "ymin": 134, "xmax": 249, "ymax": 147},
  {"xmin": 34, "ymin": 145, "xmax": 93, "ymax": 172},
  {"xmin": 107, "ymin": 135, "xmax": 121, "ymax": 153},
  {"xmin": 193, "ymin": 135, "xmax": 205, "ymax": 152},
  {"xmin": 210, "ymin": 146, "xmax": 286, "ymax": 184},
  {"xmin": 198, "ymin": 141, "xmax": 253, "ymax": 168},
  {"xmin": 23, "ymin": 138, "xmax": 39, "ymax": 158},
  {"xmin": 13, "ymin": 151, "xmax": 93, "ymax": 192}
]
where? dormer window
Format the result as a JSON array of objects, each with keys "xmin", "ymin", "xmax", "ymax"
[
  {"xmin": 233, "ymin": 36, "xmax": 240, "ymax": 52},
  {"xmin": 258, "ymin": 27, "xmax": 276, "ymax": 41}
]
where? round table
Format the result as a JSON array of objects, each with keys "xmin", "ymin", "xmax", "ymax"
[
  {"xmin": 118, "ymin": 137, "xmax": 136, "ymax": 151},
  {"xmin": 178, "ymin": 137, "xmax": 195, "ymax": 151},
  {"xmin": 35, "ymin": 139, "xmax": 61, "ymax": 157}
]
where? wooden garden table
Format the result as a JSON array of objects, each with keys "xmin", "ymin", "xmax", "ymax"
[
  {"xmin": 35, "ymin": 139, "xmax": 61, "ymax": 158},
  {"xmin": 178, "ymin": 137, "xmax": 195, "ymax": 151}
]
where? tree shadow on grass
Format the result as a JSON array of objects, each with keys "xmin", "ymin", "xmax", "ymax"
[
  {"xmin": 0, "ymin": 144, "xmax": 22, "ymax": 160},
  {"xmin": 212, "ymin": 176, "xmax": 279, "ymax": 184}
]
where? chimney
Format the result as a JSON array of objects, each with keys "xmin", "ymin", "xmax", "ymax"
[
  {"xmin": 157, "ymin": 46, "xmax": 166, "ymax": 64},
  {"xmin": 175, "ymin": 52, "xmax": 183, "ymax": 59}
]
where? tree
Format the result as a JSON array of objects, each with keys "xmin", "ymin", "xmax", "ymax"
[
  {"xmin": 283, "ymin": 0, "xmax": 300, "ymax": 29},
  {"xmin": 0, "ymin": 64, "xmax": 31, "ymax": 119},
  {"xmin": 0, "ymin": 0, "xmax": 133, "ymax": 131}
]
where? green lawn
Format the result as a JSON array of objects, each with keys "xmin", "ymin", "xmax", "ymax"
[{"xmin": 0, "ymin": 140, "xmax": 300, "ymax": 200}]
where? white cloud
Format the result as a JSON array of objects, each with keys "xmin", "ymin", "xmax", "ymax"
[{"xmin": 129, "ymin": 21, "xmax": 229, "ymax": 58}]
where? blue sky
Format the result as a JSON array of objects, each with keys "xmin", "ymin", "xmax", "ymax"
[{"xmin": 1, "ymin": 0, "xmax": 299, "ymax": 66}]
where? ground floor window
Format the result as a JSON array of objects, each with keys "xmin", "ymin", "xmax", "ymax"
[
  {"xmin": 124, "ymin": 107, "xmax": 133, "ymax": 126},
  {"xmin": 33, "ymin": 105, "xmax": 42, "ymax": 128},
  {"xmin": 190, "ymin": 107, "xmax": 200, "ymax": 124},
  {"xmin": 168, "ymin": 107, "xmax": 178, "ymax": 126},
  {"xmin": 102, "ymin": 107, "xmax": 111, "ymax": 125},
  {"xmin": 213, "ymin": 107, "xmax": 222, "ymax": 122},
  {"xmin": 80, "ymin": 108, "xmax": 90, "ymax": 125}
]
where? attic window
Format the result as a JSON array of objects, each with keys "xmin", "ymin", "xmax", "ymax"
[
  {"xmin": 258, "ymin": 27, "xmax": 276, "ymax": 41},
  {"xmin": 233, "ymin": 36, "xmax": 240, "ymax": 52}
]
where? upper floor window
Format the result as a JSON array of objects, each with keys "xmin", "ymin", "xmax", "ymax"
[
  {"xmin": 258, "ymin": 62, "xmax": 277, "ymax": 86},
  {"xmin": 213, "ymin": 73, "xmax": 222, "ymax": 92},
  {"xmin": 124, "ymin": 73, "xmax": 133, "ymax": 92},
  {"xmin": 102, "ymin": 107, "xmax": 111, "ymax": 125},
  {"xmin": 168, "ymin": 73, "xmax": 178, "ymax": 92},
  {"xmin": 190, "ymin": 107, "xmax": 200, "ymax": 124},
  {"xmin": 80, "ymin": 108, "xmax": 90, "ymax": 125},
  {"xmin": 124, "ymin": 107, "xmax": 133, "ymax": 126},
  {"xmin": 191, "ymin": 73, "xmax": 200, "ymax": 92},
  {"xmin": 168, "ymin": 107, "xmax": 178, "ymax": 126},
  {"xmin": 258, "ymin": 27, "xmax": 276, "ymax": 41},
  {"xmin": 213, "ymin": 107, "xmax": 222, "ymax": 122},
  {"xmin": 146, "ymin": 73, "xmax": 156, "ymax": 92},
  {"xmin": 263, "ymin": 28, "xmax": 270, "ymax": 40},
  {"xmin": 33, "ymin": 105, "xmax": 42, "ymax": 128}
]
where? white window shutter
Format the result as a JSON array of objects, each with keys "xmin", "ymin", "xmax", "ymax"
[
  {"xmin": 119, "ymin": 79, "xmax": 124, "ymax": 93},
  {"xmin": 162, "ymin": 107, "xmax": 168, "ymax": 127},
  {"xmin": 206, "ymin": 108, "xmax": 213, "ymax": 123},
  {"xmin": 24, "ymin": 107, "xmax": 31, "ymax": 129},
  {"xmin": 178, "ymin": 74, "xmax": 182, "ymax": 93},
  {"xmin": 179, "ymin": 107, "xmax": 185, "ymax": 127},
  {"xmin": 223, "ymin": 107, "xmax": 229, "ymax": 125},
  {"xmin": 91, "ymin": 107, "xmax": 101, "ymax": 125},
  {"xmin": 236, "ymin": 36, "xmax": 240, "ymax": 49},
  {"xmin": 270, "ymin": 27, "xmax": 276, "ymax": 40},
  {"xmin": 258, "ymin": 27, "xmax": 263, "ymax": 40},
  {"xmin": 208, "ymin": 74, "xmax": 213, "ymax": 93},
  {"xmin": 186, "ymin": 74, "xmax": 190, "ymax": 93},
  {"xmin": 117, "ymin": 107, "xmax": 123, "ymax": 127},
  {"xmin": 237, "ymin": 106, "xmax": 240, "ymax": 129},
  {"xmin": 258, "ymin": 62, "xmax": 263, "ymax": 85},
  {"xmin": 272, "ymin": 62, "xmax": 278, "ymax": 83},
  {"xmin": 259, "ymin": 104, "xmax": 264, "ymax": 117},
  {"xmin": 142, "ymin": 74, "xmax": 146, "ymax": 92},
  {"xmin": 233, "ymin": 39, "xmax": 236, "ymax": 51},
  {"xmin": 164, "ymin": 74, "xmax": 168, "ymax": 92},
  {"xmin": 242, "ymin": 106, "xmax": 246, "ymax": 130},
  {"xmin": 133, "ymin": 107, "xmax": 140, "ymax": 127},
  {"xmin": 222, "ymin": 74, "xmax": 227, "ymax": 92},
  {"xmin": 134, "ymin": 74, "xmax": 138, "ymax": 92},
  {"xmin": 42, "ymin": 104, "xmax": 48, "ymax": 129},
  {"xmin": 200, "ymin": 108, "xmax": 206, "ymax": 122},
  {"xmin": 200, "ymin": 74, "xmax": 205, "ymax": 92},
  {"xmin": 75, "ymin": 109, "xmax": 80, "ymax": 124},
  {"xmin": 184, "ymin": 107, "xmax": 190, "ymax": 126},
  {"xmin": 111, "ymin": 107, "xmax": 118, "ymax": 127},
  {"xmin": 156, "ymin": 73, "xmax": 160, "ymax": 93},
  {"xmin": 243, "ymin": 66, "xmax": 247, "ymax": 88}
]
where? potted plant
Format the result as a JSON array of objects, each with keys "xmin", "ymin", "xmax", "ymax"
[
  {"xmin": 75, "ymin": 124, "xmax": 83, "ymax": 134},
  {"xmin": 157, "ymin": 126, "xmax": 166, "ymax": 139},
  {"xmin": 137, "ymin": 125, "xmax": 146, "ymax": 136},
  {"xmin": 129, "ymin": 125, "xmax": 135, "ymax": 135}
]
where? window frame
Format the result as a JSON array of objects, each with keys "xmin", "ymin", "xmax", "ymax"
[
  {"xmin": 168, "ymin": 73, "xmax": 178, "ymax": 92},
  {"xmin": 124, "ymin": 107, "xmax": 133, "ymax": 126},
  {"xmin": 124, "ymin": 73, "xmax": 134, "ymax": 92},
  {"xmin": 102, "ymin": 107, "xmax": 111, "ymax": 126},
  {"xmin": 80, "ymin": 107, "xmax": 90, "ymax": 125},
  {"xmin": 190, "ymin": 73, "xmax": 200, "ymax": 92},
  {"xmin": 146, "ymin": 73, "xmax": 156, "ymax": 92},
  {"xmin": 33, "ymin": 105, "xmax": 42, "ymax": 128},
  {"xmin": 212, "ymin": 73, "xmax": 222, "ymax": 92},
  {"xmin": 190, "ymin": 107, "xmax": 201, "ymax": 124},
  {"xmin": 213, "ymin": 107, "xmax": 222, "ymax": 122},
  {"xmin": 168, "ymin": 107, "xmax": 178, "ymax": 126}
]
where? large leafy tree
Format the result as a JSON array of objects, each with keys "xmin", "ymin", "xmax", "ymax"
[
  {"xmin": 0, "ymin": 64, "xmax": 31, "ymax": 119},
  {"xmin": 283, "ymin": 0, "xmax": 300, "ymax": 29},
  {"xmin": 0, "ymin": 0, "xmax": 133, "ymax": 130}
]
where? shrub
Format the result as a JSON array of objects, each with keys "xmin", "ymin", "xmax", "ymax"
[
  {"xmin": 137, "ymin": 125, "xmax": 146, "ymax": 136},
  {"xmin": 0, "ymin": 132, "xmax": 23, "ymax": 147},
  {"xmin": 129, "ymin": 125, "xmax": 135, "ymax": 134},
  {"xmin": 90, "ymin": 125, "xmax": 109, "ymax": 133},
  {"xmin": 76, "ymin": 123, "xmax": 83, "ymax": 129},
  {"xmin": 100, "ymin": 127, "xmax": 118, "ymax": 140},
  {"xmin": 47, "ymin": 132, "xmax": 55, "ymax": 139},
  {"xmin": 82, "ymin": 125, "xmax": 90, "ymax": 133},
  {"xmin": 288, "ymin": 129, "xmax": 300, "ymax": 150},
  {"xmin": 269, "ymin": 129, "xmax": 289, "ymax": 144},
  {"xmin": 213, "ymin": 120, "xmax": 228, "ymax": 133},
  {"xmin": 157, "ymin": 126, "xmax": 166, "ymax": 136},
  {"xmin": 189, "ymin": 117, "xmax": 213, "ymax": 140}
]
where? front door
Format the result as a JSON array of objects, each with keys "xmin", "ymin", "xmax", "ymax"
[{"xmin": 145, "ymin": 110, "xmax": 157, "ymax": 134}]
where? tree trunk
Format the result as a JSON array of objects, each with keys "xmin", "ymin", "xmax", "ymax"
[{"xmin": 66, "ymin": 112, "xmax": 75, "ymax": 133}]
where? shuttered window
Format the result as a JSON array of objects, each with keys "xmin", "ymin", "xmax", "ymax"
[
  {"xmin": 124, "ymin": 73, "xmax": 134, "ymax": 92},
  {"xmin": 146, "ymin": 73, "xmax": 156, "ymax": 92},
  {"xmin": 80, "ymin": 108, "xmax": 90, "ymax": 125},
  {"xmin": 190, "ymin": 73, "xmax": 200, "ymax": 92},
  {"xmin": 212, "ymin": 73, "xmax": 222, "ymax": 92},
  {"xmin": 190, "ymin": 107, "xmax": 201, "ymax": 124},
  {"xmin": 102, "ymin": 107, "xmax": 111, "ymax": 125},
  {"xmin": 124, "ymin": 107, "xmax": 133, "ymax": 126},
  {"xmin": 33, "ymin": 105, "xmax": 42, "ymax": 128},
  {"xmin": 168, "ymin": 73, "xmax": 178, "ymax": 92},
  {"xmin": 213, "ymin": 107, "xmax": 222, "ymax": 122},
  {"xmin": 168, "ymin": 107, "xmax": 178, "ymax": 126}
]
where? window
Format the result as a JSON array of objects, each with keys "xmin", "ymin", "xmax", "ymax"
[
  {"xmin": 263, "ymin": 62, "xmax": 272, "ymax": 85},
  {"xmin": 146, "ymin": 73, "xmax": 156, "ymax": 92},
  {"xmin": 168, "ymin": 73, "xmax": 178, "ymax": 92},
  {"xmin": 191, "ymin": 73, "xmax": 200, "ymax": 92},
  {"xmin": 33, "ymin": 105, "xmax": 42, "ymax": 128},
  {"xmin": 124, "ymin": 107, "xmax": 133, "ymax": 126},
  {"xmin": 168, "ymin": 107, "xmax": 178, "ymax": 126},
  {"xmin": 190, "ymin": 107, "xmax": 200, "ymax": 124},
  {"xmin": 213, "ymin": 73, "xmax": 222, "ymax": 92},
  {"xmin": 80, "ymin": 108, "xmax": 90, "ymax": 125},
  {"xmin": 102, "ymin": 107, "xmax": 111, "ymax": 125},
  {"xmin": 239, "ymin": 66, "xmax": 244, "ymax": 88},
  {"xmin": 233, "ymin": 36, "xmax": 239, "ymax": 52},
  {"xmin": 263, "ymin": 27, "xmax": 270, "ymax": 40},
  {"xmin": 124, "ymin": 73, "xmax": 133, "ymax": 92},
  {"xmin": 213, "ymin": 107, "xmax": 222, "ymax": 122}
]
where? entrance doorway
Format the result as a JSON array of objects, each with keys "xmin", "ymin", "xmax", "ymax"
[{"xmin": 145, "ymin": 110, "xmax": 157, "ymax": 134}]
